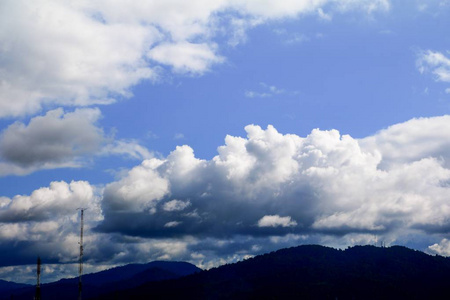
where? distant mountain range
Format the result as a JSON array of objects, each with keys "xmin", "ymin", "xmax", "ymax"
[
  {"xmin": 0, "ymin": 279, "xmax": 30, "ymax": 294},
  {"xmin": 3, "ymin": 245, "xmax": 450, "ymax": 299},
  {"xmin": 2, "ymin": 261, "xmax": 201, "ymax": 300},
  {"xmin": 94, "ymin": 245, "xmax": 450, "ymax": 300}
]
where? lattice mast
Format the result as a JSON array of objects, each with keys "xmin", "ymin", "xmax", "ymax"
[
  {"xmin": 35, "ymin": 256, "xmax": 41, "ymax": 300},
  {"xmin": 78, "ymin": 208, "xmax": 86, "ymax": 300}
]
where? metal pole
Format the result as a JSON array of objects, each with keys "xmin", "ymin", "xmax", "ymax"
[
  {"xmin": 35, "ymin": 256, "xmax": 41, "ymax": 300},
  {"xmin": 78, "ymin": 208, "xmax": 85, "ymax": 300}
]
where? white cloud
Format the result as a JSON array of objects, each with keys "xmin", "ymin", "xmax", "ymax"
[
  {"xmin": 147, "ymin": 42, "xmax": 224, "ymax": 75},
  {"xmin": 417, "ymin": 3, "xmax": 428, "ymax": 11},
  {"xmin": 0, "ymin": 179, "xmax": 109, "ymax": 279},
  {"xmin": 360, "ymin": 115, "xmax": 450, "ymax": 169},
  {"xmin": 333, "ymin": 0, "xmax": 390, "ymax": 14},
  {"xmin": 286, "ymin": 33, "xmax": 311, "ymax": 44},
  {"xmin": 0, "ymin": 108, "xmax": 104, "ymax": 174},
  {"xmin": 429, "ymin": 239, "xmax": 450, "ymax": 256},
  {"xmin": 273, "ymin": 28, "xmax": 314, "ymax": 45},
  {"xmin": 245, "ymin": 91, "xmax": 271, "ymax": 98},
  {"xmin": 99, "ymin": 116, "xmax": 450, "ymax": 245},
  {"xmin": 317, "ymin": 8, "xmax": 333, "ymax": 21},
  {"xmin": 0, "ymin": 0, "xmax": 391, "ymax": 118},
  {"xmin": 174, "ymin": 133, "xmax": 185, "ymax": 140},
  {"xmin": 6, "ymin": 115, "xmax": 450, "ymax": 281},
  {"xmin": 163, "ymin": 200, "xmax": 191, "ymax": 212},
  {"xmin": 165, "ymin": 221, "xmax": 182, "ymax": 228},
  {"xmin": 103, "ymin": 158, "xmax": 170, "ymax": 212},
  {"xmin": 0, "ymin": 108, "xmax": 152, "ymax": 175},
  {"xmin": 100, "ymin": 140, "xmax": 153, "ymax": 160},
  {"xmin": 245, "ymin": 82, "xmax": 295, "ymax": 98},
  {"xmin": 257, "ymin": 215, "xmax": 297, "ymax": 227},
  {"xmin": 0, "ymin": 0, "xmax": 158, "ymax": 118},
  {"xmin": 0, "ymin": 181, "xmax": 94, "ymax": 223},
  {"xmin": 417, "ymin": 50, "xmax": 450, "ymax": 92}
]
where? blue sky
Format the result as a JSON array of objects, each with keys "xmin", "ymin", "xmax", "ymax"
[{"xmin": 1, "ymin": 0, "xmax": 450, "ymax": 283}]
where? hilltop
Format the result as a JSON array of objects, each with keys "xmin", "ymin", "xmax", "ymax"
[
  {"xmin": 3, "ymin": 261, "xmax": 200, "ymax": 300},
  {"xmin": 94, "ymin": 245, "xmax": 450, "ymax": 300}
]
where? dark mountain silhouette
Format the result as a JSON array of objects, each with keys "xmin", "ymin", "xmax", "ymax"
[
  {"xmin": 93, "ymin": 245, "xmax": 450, "ymax": 300},
  {"xmin": 2, "ymin": 261, "xmax": 200, "ymax": 300},
  {"xmin": 0, "ymin": 279, "xmax": 30, "ymax": 293}
]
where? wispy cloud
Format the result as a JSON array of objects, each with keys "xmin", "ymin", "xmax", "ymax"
[
  {"xmin": 317, "ymin": 8, "xmax": 333, "ymax": 21},
  {"xmin": 146, "ymin": 131, "xmax": 159, "ymax": 140},
  {"xmin": 245, "ymin": 82, "xmax": 297, "ymax": 99},
  {"xmin": 417, "ymin": 49, "xmax": 450, "ymax": 93},
  {"xmin": 174, "ymin": 133, "xmax": 185, "ymax": 140},
  {"xmin": 273, "ymin": 28, "xmax": 311, "ymax": 45}
]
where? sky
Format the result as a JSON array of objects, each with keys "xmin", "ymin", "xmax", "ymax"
[{"xmin": 1, "ymin": 0, "xmax": 450, "ymax": 284}]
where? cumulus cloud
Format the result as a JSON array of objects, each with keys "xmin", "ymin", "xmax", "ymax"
[
  {"xmin": 0, "ymin": 180, "xmax": 108, "ymax": 274},
  {"xmin": 0, "ymin": 108, "xmax": 104, "ymax": 169},
  {"xmin": 5, "ymin": 116, "xmax": 450, "ymax": 282},
  {"xmin": 0, "ymin": 0, "xmax": 157, "ymax": 118},
  {"xmin": 98, "ymin": 116, "xmax": 450, "ymax": 245},
  {"xmin": 102, "ymin": 159, "xmax": 170, "ymax": 213},
  {"xmin": 0, "ymin": 0, "xmax": 390, "ymax": 118},
  {"xmin": 429, "ymin": 239, "xmax": 450, "ymax": 256},
  {"xmin": 359, "ymin": 115, "xmax": 450, "ymax": 169},
  {"xmin": 0, "ymin": 107, "xmax": 152, "ymax": 175},
  {"xmin": 0, "ymin": 181, "xmax": 94, "ymax": 223}
]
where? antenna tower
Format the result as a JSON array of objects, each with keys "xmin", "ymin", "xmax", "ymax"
[
  {"xmin": 77, "ymin": 208, "xmax": 87, "ymax": 300},
  {"xmin": 35, "ymin": 256, "xmax": 41, "ymax": 300}
]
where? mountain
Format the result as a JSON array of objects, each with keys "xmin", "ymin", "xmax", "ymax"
[
  {"xmin": 0, "ymin": 279, "xmax": 30, "ymax": 293},
  {"xmin": 93, "ymin": 245, "xmax": 450, "ymax": 300},
  {"xmin": 3, "ymin": 261, "xmax": 200, "ymax": 300}
]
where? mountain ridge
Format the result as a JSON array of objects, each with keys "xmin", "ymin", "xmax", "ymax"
[
  {"xmin": 94, "ymin": 244, "xmax": 450, "ymax": 300},
  {"xmin": 3, "ymin": 245, "xmax": 450, "ymax": 299},
  {"xmin": 0, "ymin": 279, "xmax": 31, "ymax": 293},
  {"xmin": 2, "ymin": 260, "xmax": 201, "ymax": 300}
]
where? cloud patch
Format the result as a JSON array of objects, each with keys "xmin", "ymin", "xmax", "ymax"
[
  {"xmin": 417, "ymin": 49, "xmax": 450, "ymax": 92},
  {"xmin": 0, "ymin": 0, "xmax": 391, "ymax": 118},
  {"xmin": 163, "ymin": 200, "xmax": 191, "ymax": 212},
  {"xmin": 147, "ymin": 42, "xmax": 224, "ymax": 75},
  {"xmin": 97, "ymin": 117, "xmax": 450, "ymax": 245},
  {"xmin": 4, "ymin": 116, "xmax": 450, "ymax": 282},
  {"xmin": 0, "ymin": 107, "xmax": 152, "ymax": 176},
  {"xmin": 0, "ymin": 181, "xmax": 94, "ymax": 223},
  {"xmin": 360, "ymin": 115, "xmax": 450, "ymax": 169},
  {"xmin": 257, "ymin": 215, "xmax": 297, "ymax": 228},
  {"xmin": 429, "ymin": 239, "xmax": 450, "ymax": 256},
  {"xmin": 245, "ymin": 82, "xmax": 296, "ymax": 98},
  {"xmin": 0, "ymin": 108, "xmax": 104, "ymax": 174}
]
